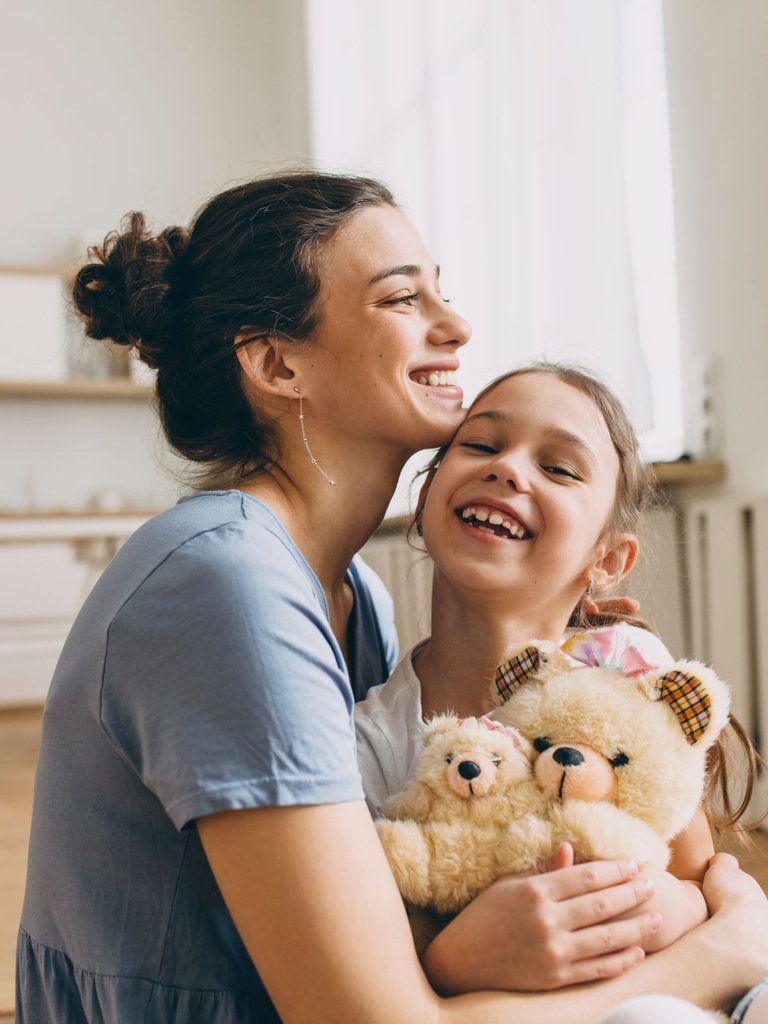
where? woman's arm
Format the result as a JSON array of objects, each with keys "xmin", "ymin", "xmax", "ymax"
[{"xmin": 198, "ymin": 803, "xmax": 768, "ymax": 1023}]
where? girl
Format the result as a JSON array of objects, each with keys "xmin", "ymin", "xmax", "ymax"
[
  {"xmin": 17, "ymin": 174, "xmax": 768, "ymax": 1024},
  {"xmin": 356, "ymin": 362, "xmax": 768, "ymax": 1020}
]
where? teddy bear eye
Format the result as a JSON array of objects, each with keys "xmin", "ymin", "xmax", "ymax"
[
  {"xmin": 491, "ymin": 755, "xmax": 501, "ymax": 766},
  {"xmin": 533, "ymin": 738, "xmax": 552, "ymax": 753},
  {"xmin": 445, "ymin": 754, "xmax": 454, "ymax": 765},
  {"xmin": 609, "ymin": 752, "xmax": 629, "ymax": 768}
]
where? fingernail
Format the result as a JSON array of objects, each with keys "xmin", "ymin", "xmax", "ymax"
[
  {"xmin": 649, "ymin": 913, "xmax": 663, "ymax": 932},
  {"xmin": 641, "ymin": 878, "xmax": 655, "ymax": 897},
  {"xmin": 623, "ymin": 860, "xmax": 638, "ymax": 877}
]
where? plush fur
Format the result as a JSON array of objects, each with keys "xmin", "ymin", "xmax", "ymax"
[
  {"xmin": 375, "ymin": 715, "xmax": 550, "ymax": 914},
  {"xmin": 375, "ymin": 634, "xmax": 732, "ymax": 936},
  {"xmin": 490, "ymin": 638, "xmax": 732, "ymax": 869}
]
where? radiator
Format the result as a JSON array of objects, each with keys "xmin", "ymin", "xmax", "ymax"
[
  {"xmin": 682, "ymin": 497, "xmax": 768, "ymax": 756},
  {"xmin": 360, "ymin": 525, "xmax": 433, "ymax": 654}
]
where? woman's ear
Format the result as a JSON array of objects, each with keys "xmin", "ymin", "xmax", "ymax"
[
  {"xmin": 235, "ymin": 334, "xmax": 296, "ymax": 399},
  {"xmin": 589, "ymin": 533, "xmax": 639, "ymax": 590}
]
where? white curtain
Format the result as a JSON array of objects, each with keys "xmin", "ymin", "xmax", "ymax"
[{"xmin": 305, "ymin": 0, "xmax": 683, "ymax": 514}]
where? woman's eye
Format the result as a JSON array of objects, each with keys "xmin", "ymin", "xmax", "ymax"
[{"xmin": 383, "ymin": 292, "xmax": 419, "ymax": 307}]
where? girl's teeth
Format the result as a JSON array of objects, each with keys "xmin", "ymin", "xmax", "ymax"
[
  {"xmin": 474, "ymin": 509, "xmax": 489, "ymax": 522},
  {"xmin": 428, "ymin": 372, "xmax": 440, "ymax": 386},
  {"xmin": 488, "ymin": 513, "xmax": 503, "ymax": 526}
]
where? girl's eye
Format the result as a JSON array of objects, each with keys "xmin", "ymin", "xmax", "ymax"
[
  {"xmin": 543, "ymin": 465, "xmax": 580, "ymax": 480},
  {"xmin": 383, "ymin": 292, "xmax": 419, "ymax": 307},
  {"xmin": 460, "ymin": 442, "xmax": 498, "ymax": 454}
]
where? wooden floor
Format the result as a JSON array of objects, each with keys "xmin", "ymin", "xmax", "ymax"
[{"xmin": 2, "ymin": 708, "xmax": 768, "ymax": 1019}]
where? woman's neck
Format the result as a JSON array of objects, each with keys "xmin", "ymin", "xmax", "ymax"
[{"xmin": 415, "ymin": 572, "xmax": 574, "ymax": 720}]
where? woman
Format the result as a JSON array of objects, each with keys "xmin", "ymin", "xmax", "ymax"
[{"xmin": 17, "ymin": 170, "xmax": 768, "ymax": 1023}]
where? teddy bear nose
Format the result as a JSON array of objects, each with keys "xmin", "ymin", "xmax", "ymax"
[
  {"xmin": 458, "ymin": 760, "xmax": 482, "ymax": 780},
  {"xmin": 553, "ymin": 747, "xmax": 584, "ymax": 768}
]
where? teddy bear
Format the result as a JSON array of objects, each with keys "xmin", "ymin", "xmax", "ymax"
[
  {"xmin": 489, "ymin": 628, "xmax": 732, "ymax": 870},
  {"xmin": 375, "ymin": 627, "xmax": 732, "ymax": 939},
  {"xmin": 375, "ymin": 714, "xmax": 551, "ymax": 915}
]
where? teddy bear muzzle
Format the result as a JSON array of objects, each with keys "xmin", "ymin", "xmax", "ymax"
[
  {"xmin": 534, "ymin": 743, "xmax": 619, "ymax": 803},
  {"xmin": 445, "ymin": 747, "xmax": 500, "ymax": 798}
]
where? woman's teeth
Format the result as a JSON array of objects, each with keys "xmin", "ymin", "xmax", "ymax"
[
  {"xmin": 461, "ymin": 506, "xmax": 526, "ymax": 539},
  {"xmin": 417, "ymin": 370, "xmax": 457, "ymax": 387}
]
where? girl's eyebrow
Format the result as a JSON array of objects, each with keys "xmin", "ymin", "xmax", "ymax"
[
  {"xmin": 368, "ymin": 263, "xmax": 441, "ymax": 286},
  {"xmin": 461, "ymin": 409, "xmax": 599, "ymax": 467}
]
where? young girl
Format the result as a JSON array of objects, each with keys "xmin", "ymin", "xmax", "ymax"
[
  {"xmin": 356, "ymin": 362, "xmax": 768, "ymax": 1021},
  {"xmin": 17, "ymin": 171, "xmax": 768, "ymax": 1023}
]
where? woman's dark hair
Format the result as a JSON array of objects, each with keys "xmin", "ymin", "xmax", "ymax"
[{"xmin": 72, "ymin": 170, "xmax": 397, "ymax": 487}]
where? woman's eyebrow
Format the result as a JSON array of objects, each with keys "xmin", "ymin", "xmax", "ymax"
[
  {"xmin": 461, "ymin": 410, "xmax": 598, "ymax": 466},
  {"xmin": 368, "ymin": 263, "xmax": 441, "ymax": 286}
]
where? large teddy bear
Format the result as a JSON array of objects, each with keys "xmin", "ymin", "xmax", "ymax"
[
  {"xmin": 375, "ymin": 627, "xmax": 732, "ymax": 927},
  {"xmin": 489, "ymin": 629, "xmax": 732, "ymax": 870}
]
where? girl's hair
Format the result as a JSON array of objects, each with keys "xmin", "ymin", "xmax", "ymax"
[
  {"xmin": 416, "ymin": 360, "xmax": 766, "ymax": 836},
  {"xmin": 72, "ymin": 169, "xmax": 397, "ymax": 488}
]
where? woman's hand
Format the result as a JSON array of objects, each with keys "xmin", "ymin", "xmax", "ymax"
[
  {"xmin": 584, "ymin": 595, "xmax": 641, "ymax": 617},
  {"xmin": 699, "ymin": 853, "xmax": 768, "ymax": 990},
  {"xmin": 422, "ymin": 845, "xmax": 662, "ymax": 995}
]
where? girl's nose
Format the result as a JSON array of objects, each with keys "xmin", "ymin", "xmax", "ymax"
[{"xmin": 483, "ymin": 455, "xmax": 530, "ymax": 492}]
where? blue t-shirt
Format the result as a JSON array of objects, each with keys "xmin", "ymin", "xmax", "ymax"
[{"xmin": 17, "ymin": 491, "xmax": 398, "ymax": 1023}]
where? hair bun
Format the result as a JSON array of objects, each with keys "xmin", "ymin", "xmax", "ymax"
[{"xmin": 72, "ymin": 212, "xmax": 189, "ymax": 367}]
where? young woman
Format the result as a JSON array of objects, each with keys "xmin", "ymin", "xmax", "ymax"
[
  {"xmin": 356, "ymin": 363, "xmax": 768, "ymax": 1021},
  {"xmin": 17, "ymin": 172, "xmax": 768, "ymax": 1023}
]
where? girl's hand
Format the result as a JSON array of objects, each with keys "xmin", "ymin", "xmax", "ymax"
[{"xmin": 422, "ymin": 846, "xmax": 662, "ymax": 995}]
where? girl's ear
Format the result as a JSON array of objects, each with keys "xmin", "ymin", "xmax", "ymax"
[
  {"xmin": 235, "ymin": 334, "xmax": 296, "ymax": 399},
  {"xmin": 589, "ymin": 532, "xmax": 639, "ymax": 590}
]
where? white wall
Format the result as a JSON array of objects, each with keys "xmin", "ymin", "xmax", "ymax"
[
  {"xmin": 663, "ymin": 0, "xmax": 768, "ymax": 499},
  {"xmin": 0, "ymin": 0, "xmax": 310, "ymax": 513}
]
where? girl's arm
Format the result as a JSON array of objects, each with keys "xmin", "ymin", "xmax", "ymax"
[{"xmin": 198, "ymin": 802, "xmax": 768, "ymax": 1023}]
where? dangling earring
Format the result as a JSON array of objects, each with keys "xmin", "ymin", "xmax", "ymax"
[
  {"xmin": 294, "ymin": 386, "xmax": 336, "ymax": 487},
  {"xmin": 416, "ymin": 524, "xmax": 423, "ymax": 537},
  {"xmin": 586, "ymin": 580, "xmax": 596, "ymax": 597}
]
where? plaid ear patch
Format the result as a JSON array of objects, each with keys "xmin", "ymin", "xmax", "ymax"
[
  {"xmin": 494, "ymin": 646, "xmax": 541, "ymax": 704},
  {"xmin": 654, "ymin": 670, "xmax": 712, "ymax": 745}
]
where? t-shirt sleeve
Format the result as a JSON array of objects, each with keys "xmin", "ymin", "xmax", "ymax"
[{"xmin": 99, "ymin": 522, "xmax": 365, "ymax": 829}]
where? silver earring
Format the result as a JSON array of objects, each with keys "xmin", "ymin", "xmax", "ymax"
[
  {"xmin": 293, "ymin": 386, "xmax": 335, "ymax": 486},
  {"xmin": 586, "ymin": 580, "xmax": 596, "ymax": 597}
]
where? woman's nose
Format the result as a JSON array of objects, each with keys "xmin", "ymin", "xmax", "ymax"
[{"xmin": 427, "ymin": 300, "xmax": 471, "ymax": 349}]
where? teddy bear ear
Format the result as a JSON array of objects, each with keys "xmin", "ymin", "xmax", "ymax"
[
  {"xmin": 492, "ymin": 645, "xmax": 543, "ymax": 705},
  {"xmin": 652, "ymin": 663, "xmax": 731, "ymax": 746}
]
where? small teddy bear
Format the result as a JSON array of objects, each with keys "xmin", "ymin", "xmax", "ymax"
[
  {"xmin": 375, "ymin": 714, "xmax": 551, "ymax": 915},
  {"xmin": 490, "ymin": 628, "xmax": 732, "ymax": 869}
]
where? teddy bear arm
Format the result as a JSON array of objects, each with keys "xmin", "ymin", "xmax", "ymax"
[
  {"xmin": 497, "ymin": 814, "xmax": 555, "ymax": 875},
  {"xmin": 549, "ymin": 801, "xmax": 671, "ymax": 869},
  {"xmin": 375, "ymin": 819, "xmax": 433, "ymax": 906}
]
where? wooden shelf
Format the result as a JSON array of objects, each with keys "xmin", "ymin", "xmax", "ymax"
[
  {"xmin": 0, "ymin": 379, "xmax": 152, "ymax": 400},
  {"xmin": 651, "ymin": 459, "xmax": 725, "ymax": 487}
]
